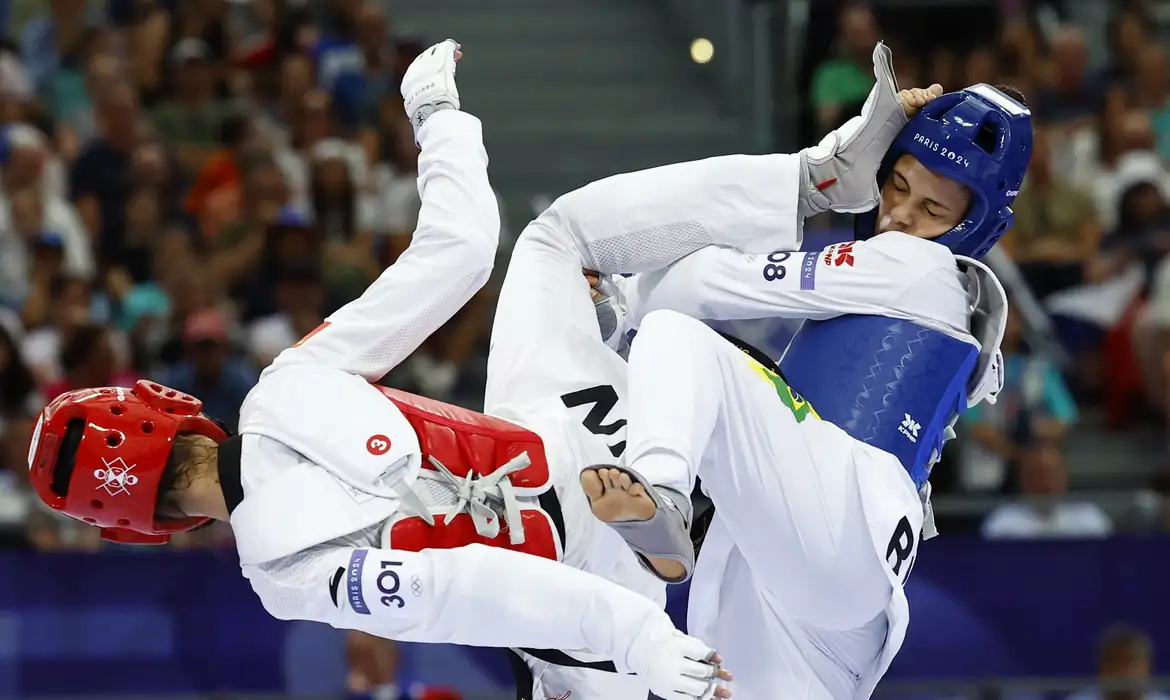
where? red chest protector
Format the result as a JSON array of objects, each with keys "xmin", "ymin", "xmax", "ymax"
[{"xmin": 377, "ymin": 387, "xmax": 564, "ymax": 562}]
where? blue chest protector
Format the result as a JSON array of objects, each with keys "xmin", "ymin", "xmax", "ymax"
[{"xmin": 778, "ymin": 315, "xmax": 980, "ymax": 489}]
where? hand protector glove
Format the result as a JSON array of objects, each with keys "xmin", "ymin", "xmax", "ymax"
[
  {"xmin": 625, "ymin": 623, "xmax": 726, "ymax": 700},
  {"xmin": 401, "ymin": 39, "xmax": 461, "ymax": 142},
  {"xmin": 798, "ymin": 42, "xmax": 906, "ymax": 216}
]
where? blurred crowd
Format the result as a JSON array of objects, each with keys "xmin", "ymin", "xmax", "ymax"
[
  {"xmin": 810, "ymin": 1, "xmax": 1170, "ymax": 544},
  {"xmin": 0, "ymin": 0, "xmax": 1165, "ymax": 697},
  {"xmin": 0, "ymin": 0, "xmax": 1165, "ymax": 548},
  {"xmin": 1, "ymin": 0, "xmax": 1169, "ymax": 550},
  {"xmin": 0, "ymin": 0, "xmax": 508, "ymax": 556},
  {"xmin": 0, "ymin": 3, "xmax": 498, "ymax": 694}
]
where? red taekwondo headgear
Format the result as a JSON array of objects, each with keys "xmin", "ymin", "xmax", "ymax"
[{"xmin": 26, "ymin": 380, "xmax": 229, "ymax": 545}]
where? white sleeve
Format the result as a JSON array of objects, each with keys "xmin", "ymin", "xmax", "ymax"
[
  {"xmin": 254, "ymin": 542, "xmax": 670, "ymax": 673},
  {"xmin": 264, "ymin": 110, "xmax": 499, "ymax": 381},
  {"xmin": 543, "ymin": 152, "xmax": 805, "ymax": 274},
  {"xmin": 623, "ymin": 234, "xmax": 936, "ymax": 325},
  {"xmin": 486, "ymin": 151, "xmax": 804, "ymax": 408}
]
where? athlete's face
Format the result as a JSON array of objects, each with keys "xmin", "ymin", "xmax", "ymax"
[{"xmin": 876, "ymin": 155, "xmax": 969, "ymax": 239}]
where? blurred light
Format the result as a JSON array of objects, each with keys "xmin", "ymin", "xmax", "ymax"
[{"xmin": 690, "ymin": 38, "xmax": 714, "ymax": 64}]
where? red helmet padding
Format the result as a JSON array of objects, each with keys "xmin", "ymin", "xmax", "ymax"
[{"xmin": 27, "ymin": 380, "xmax": 229, "ymax": 544}]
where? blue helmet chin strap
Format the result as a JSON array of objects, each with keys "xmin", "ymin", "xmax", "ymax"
[{"xmin": 854, "ymin": 83, "xmax": 1033, "ymax": 260}]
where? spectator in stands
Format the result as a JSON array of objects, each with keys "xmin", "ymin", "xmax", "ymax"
[
  {"xmin": 185, "ymin": 114, "xmax": 255, "ymax": 235},
  {"xmin": 44, "ymin": 323, "xmax": 136, "ymax": 402},
  {"xmin": 0, "ymin": 314, "xmax": 38, "ymax": 417},
  {"xmin": 131, "ymin": 139, "xmax": 185, "ymax": 220},
  {"xmin": 1099, "ymin": 9, "xmax": 1151, "ymax": 92},
  {"xmin": 0, "ymin": 408, "xmax": 35, "ymax": 548},
  {"xmin": 253, "ymin": 52, "xmax": 314, "ymax": 150},
  {"xmin": 1132, "ymin": 44, "xmax": 1170, "ymax": 162},
  {"xmin": 18, "ymin": 0, "xmax": 92, "ymax": 96},
  {"xmin": 1102, "ymin": 157, "xmax": 1170, "ymax": 281},
  {"xmin": 160, "ymin": 308, "xmax": 256, "ymax": 429},
  {"xmin": 1004, "ymin": 127, "xmax": 1103, "ymax": 300},
  {"xmin": 0, "ymin": 39, "xmax": 32, "ymax": 110},
  {"xmin": 312, "ymin": 0, "xmax": 362, "ymax": 123},
  {"xmin": 310, "ymin": 139, "xmax": 381, "ymax": 300},
  {"xmin": 1069, "ymin": 94, "xmax": 1170, "ymax": 232},
  {"xmin": 130, "ymin": 0, "xmax": 231, "ymax": 105},
  {"xmin": 1036, "ymin": 27, "xmax": 1099, "ymax": 129},
  {"xmin": 20, "ymin": 274, "xmax": 90, "ymax": 384},
  {"xmin": 111, "ymin": 186, "xmax": 165, "ymax": 289},
  {"xmin": 998, "ymin": 16, "xmax": 1041, "ymax": 93},
  {"xmin": 352, "ymin": 2, "xmax": 397, "ymax": 127},
  {"xmin": 981, "ymin": 441, "xmax": 1112, "ymax": 539},
  {"xmin": 1047, "ymin": 148, "xmax": 1170, "ymax": 409},
  {"xmin": 153, "ymin": 259, "xmax": 222, "ymax": 368},
  {"xmin": 279, "ymin": 88, "xmax": 367, "ymax": 210},
  {"xmin": 211, "ymin": 151, "xmax": 288, "ymax": 293},
  {"xmin": 0, "ymin": 125, "xmax": 91, "ymax": 277},
  {"xmin": 113, "ymin": 226, "xmax": 194, "ymax": 371},
  {"xmin": 960, "ymin": 305, "xmax": 1078, "ymax": 493},
  {"xmin": 246, "ymin": 263, "xmax": 327, "ymax": 367},
  {"xmin": 69, "ymin": 81, "xmax": 146, "ymax": 264},
  {"xmin": 1067, "ymin": 624, "xmax": 1170, "ymax": 700},
  {"xmin": 152, "ymin": 38, "xmax": 235, "ymax": 178},
  {"xmin": 230, "ymin": 206, "xmax": 330, "ymax": 322},
  {"xmin": 979, "ymin": 377, "xmax": 1110, "ymax": 539},
  {"xmin": 2, "ymin": 122, "xmax": 64, "ymax": 200},
  {"xmin": 810, "ymin": 4, "xmax": 879, "ymax": 133},
  {"xmin": 372, "ymin": 102, "xmax": 419, "ymax": 262},
  {"xmin": 0, "ymin": 188, "xmax": 53, "ymax": 308},
  {"xmin": 0, "ymin": 185, "xmax": 79, "ymax": 313},
  {"xmin": 49, "ymin": 45, "xmax": 118, "ymax": 153}
]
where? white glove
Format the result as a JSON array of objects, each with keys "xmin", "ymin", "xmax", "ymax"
[
  {"xmin": 400, "ymin": 38, "xmax": 461, "ymax": 141},
  {"xmin": 624, "ymin": 620, "xmax": 728, "ymax": 699},
  {"xmin": 798, "ymin": 42, "xmax": 906, "ymax": 216}
]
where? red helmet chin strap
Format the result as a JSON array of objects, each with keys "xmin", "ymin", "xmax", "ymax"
[{"xmin": 101, "ymin": 528, "xmax": 172, "ymax": 545}]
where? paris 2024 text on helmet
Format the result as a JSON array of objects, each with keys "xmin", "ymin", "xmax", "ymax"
[{"xmin": 855, "ymin": 83, "xmax": 1034, "ymax": 259}]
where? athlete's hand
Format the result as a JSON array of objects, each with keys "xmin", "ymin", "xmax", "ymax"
[
  {"xmin": 400, "ymin": 39, "xmax": 463, "ymax": 140},
  {"xmin": 900, "ymin": 84, "xmax": 944, "ymax": 117},
  {"xmin": 582, "ymin": 269, "xmax": 630, "ymax": 351},
  {"xmin": 626, "ymin": 621, "xmax": 732, "ymax": 699},
  {"xmin": 584, "ymin": 269, "xmax": 602, "ymax": 301}
]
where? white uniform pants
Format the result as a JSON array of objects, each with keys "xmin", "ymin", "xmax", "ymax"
[
  {"xmin": 484, "ymin": 213, "xmax": 660, "ymax": 700},
  {"xmin": 483, "ymin": 152, "xmax": 811, "ymax": 699},
  {"xmin": 625, "ymin": 309, "xmax": 918, "ymax": 699}
]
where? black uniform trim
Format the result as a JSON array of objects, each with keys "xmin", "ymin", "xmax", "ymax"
[{"xmin": 215, "ymin": 434, "xmax": 245, "ymax": 515}]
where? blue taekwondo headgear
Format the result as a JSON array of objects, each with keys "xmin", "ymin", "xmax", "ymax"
[{"xmin": 854, "ymin": 83, "xmax": 1033, "ymax": 260}]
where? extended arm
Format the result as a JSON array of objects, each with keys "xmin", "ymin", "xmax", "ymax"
[
  {"xmin": 620, "ymin": 234, "xmax": 932, "ymax": 326},
  {"xmin": 253, "ymin": 543, "xmax": 724, "ymax": 699},
  {"xmin": 266, "ymin": 44, "xmax": 499, "ymax": 382}
]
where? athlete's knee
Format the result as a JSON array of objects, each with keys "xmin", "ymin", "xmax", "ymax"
[{"xmin": 638, "ymin": 309, "xmax": 712, "ymax": 344}]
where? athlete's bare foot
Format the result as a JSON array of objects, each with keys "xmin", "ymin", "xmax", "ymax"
[{"xmin": 581, "ymin": 467, "xmax": 687, "ymax": 581}]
